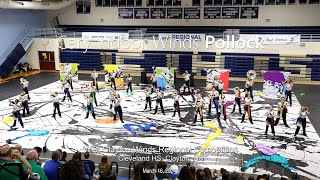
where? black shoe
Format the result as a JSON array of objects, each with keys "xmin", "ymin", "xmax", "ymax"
[
  {"xmin": 303, "ymin": 134, "xmax": 307, "ymax": 137},
  {"xmin": 241, "ymin": 121, "xmax": 244, "ymax": 123},
  {"xmin": 172, "ymin": 115, "xmax": 175, "ymax": 117},
  {"xmin": 22, "ymin": 126, "xmax": 24, "ymax": 128},
  {"xmin": 285, "ymin": 125, "xmax": 290, "ymax": 128}
]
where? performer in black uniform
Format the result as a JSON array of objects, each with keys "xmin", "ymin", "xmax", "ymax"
[
  {"xmin": 274, "ymin": 96, "xmax": 290, "ymax": 128},
  {"xmin": 265, "ymin": 105, "xmax": 276, "ymax": 138},
  {"xmin": 294, "ymin": 106, "xmax": 309, "ymax": 137},
  {"xmin": 51, "ymin": 92, "xmax": 61, "ymax": 119},
  {"xmin": 10, "ymin": 99, "xmax": 24, "ymax": 128},
  {"xmin": 114, "ymin": 93, "xmax": 124, "ymax": 123},
  {"xmin": 144, "ymin": 86, "xmax": 152, "ymax": 111},
  {"xmin": 153, "ymin": 88, "xmax": 165, "ymax": 115},
  {"xmin": 231, "ymin": 87, "xmax": 242, "ymax": 114}
]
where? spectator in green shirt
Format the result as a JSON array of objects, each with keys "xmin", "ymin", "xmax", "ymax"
[
  {"xmin": 0, "ymin": 144, "xmax": 32, "ymax": 180},
  {"xmin": 27, "ymin": 149, "xmax": 48, "ymax": 180}
]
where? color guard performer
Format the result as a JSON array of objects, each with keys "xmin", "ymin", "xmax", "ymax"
[
  {"xmin": 285, "ymin": 79, "xmax": 293, "ymax": 107},
  {"xmin": 217, "ymin": 80, "xmax": 224, "ymax": 96},
  {"xmin": 91, "ymin": 70, "xmax": 99, "ymax": 92},
  {"xmin": 153, "ymin": 88, "xmax": 165, "ymax": 115},
  {"xmin": 265, "ymin": 105, "xmax": 276, "ymax": 138},
  {"xmin": 150, "ymin": 73, "xmax": 157, "ymax": 93},
  {"xmin": 241, "ymin": 93, "xmax": 253, "ymax": 124},
  {"xmin": 126, "ymin": 74, "xmax": 133, "ymax": 93},
  {"xmin": 172, "ymin": 90, "xmax": 181, "ymax": 118},
  {"xmin": 108, "ymin": 89, "xmax": 116, "ymax": 110},
  {"xmin": 20, "ymin": 78, "xmax": 30, "ymax": 100},
  {"xmin": 90, "ymin": 83, "xmax": 98, "ymax": 107},
  {"xmin": 61, "ymin": 81, "xmax": 72, "ymax": 103},
  {"xmin": 183, "ymin": 71, "xmax": 191, "ymax": 95},
  {"xmin": 51, "ymin": 92, "xmax": 61, "ymax": 119},
  {"xmin": 9, "ymin": 99, "xmax": 24, "ymax": 128},
  {"xmin": 294, "ymin": 106, "xmax": 309, "ymax": 137},
  {"xmin": 144, "ymin": 86, "xmax": 152, "ymax": 111},
  {"xmin": 66, "ymin": 72, "xmax": 74, "ymax": 90},
  {"xmin": 231, "ymin": 87, "xmax": 242, "ymax": 114},
  {"xmin": 193, "ymin": 93, "xmax": 204, "ymax": 125},
  {"xmin": 245, "ymin": 78, "xmax": 254, "ymax": 101},
  {"xmin": 114, "ymin": 93, "xmax": 124, "ymax": 123},
  {"xmin": 218, "ymin": 94, "xmax": 227, "ymax": 121},
  {"xmin": 104, "ymin": 70, "xmax": 109, "ymax": 84},
  {"xmin": 85, "ymin": 93, "xmax": 96, "ymax": 119},
  {"xmin": 19, "ymin": 91, "xmax": 30, "ymax": 117},
  {"xmin": 110, "ymin": 70, "xmax": 116, "ymax": 90},
  {"xmin": 208, "ymin": 87, "xmax": 219, "ymax": 115},
  {"xmin": 274, "ymin": 96, "xmax": 290, "ymax": 128}
]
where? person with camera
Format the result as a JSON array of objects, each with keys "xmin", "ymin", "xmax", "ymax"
[
  {"xmin": 274, "ymin": 96, "xmax": 289, "ymax": 128},
  {"xmin": 294, "ymin": 106, "xmax": 310, "ymax": 137},
  {"xmin": 61, "ymin": 81, "xmax": 72, "ymax": 103},
  {"xmin": 241, "ymin": 93, "xmax": 253, "ymax": 124},
  {"xmin": 51, "ymin": 92, "xmax": 62, "ymax": 119},
  {"xmin": 231, "ymin": 87, "xmax": 242, "ymax": 115},
  {"xmin": 91, "ymin": 70, "xmax": 99, "ymax": 92},
  {"xmin": 193, "ymin": 93, "xmax": 205, "ymax": 125},
  {"xmin": 85, "ymin": 93, "xmax": 96, "ymax": 119},
  {"xmin": 265, "ymin": 105, "xmax": 276, "ymax": 138},
  {"xmin": 0, "ymin": 144, "xmax": 32, "ymax": 180},
  {"xmin": 10, "ymin": 99, "xmax": 24, "ymax": 128},
  {"xmin": 144, "ymin": 86, "xmax": 152, "ymax": 111},
  {"xmin": 20, "ymin": 78, "xmax": 30, "ymax": 100},
  {"xmin": 172, "ymin": 90, "xmax": 181, "ymax": 119},
  {"xmin": 114, "ymin": 93, "xmax": 124, "ymax": 123},
  {"xmin": 19, "ymin": 91, "xmax": 30, "ymax": 117},
  {"xmin": 153, "ymin": 88, "xmax": 165, "ymax": 116}
]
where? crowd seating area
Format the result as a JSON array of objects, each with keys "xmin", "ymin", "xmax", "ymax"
[
  {"xmin": 60, "ymin": 49, "xmax": 320, "ymax": 81},
  {"xmin": 0, "ymin": 144, "xmax": 305, "ymax": 180}
]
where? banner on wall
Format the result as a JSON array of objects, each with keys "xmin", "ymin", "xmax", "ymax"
[
  {"xmin": 155, "ymin": 67, "xmax": 175, "ymax": 89},
  {"xmin": 206, "ymin": 69, "xmax": 230, "ymax": 91},
  {"xmin": 239, "ymin": 34, "xmax": 300, "ymax": 45},
  {"xmin": 82, "ymin": 32, "xmax": 129, "ymax": 42},
  {"xmin": 263, "ymin": 71, "xmax": 290, "ymax": 96},
  {"xmin": 158, "ymin": 33, "xmax": 206, "ymax": 42},
  {"xmin": 59, "ymin": 63, "xmax": 78, "ymax": 81},
  {"xmin": 103, "ymin": 64, "xmax": 125, "ymax": 85}
]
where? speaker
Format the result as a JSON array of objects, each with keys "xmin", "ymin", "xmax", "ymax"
[
  {"xmin": 141, "ymin": 71, "xmax": 147, "ymax": 84},
  {"xmin": 0, "ymin": 43, "xmax": 26, "ymax": 78}
]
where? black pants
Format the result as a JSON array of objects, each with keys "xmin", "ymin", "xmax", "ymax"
[
  {"xmin": 242, "ymin": 105, "xmax": 253, "ymax": 124},
  {"xmin": 183, "ymin": 80, "xmax": 190, "ymax": 94},
  {"xmin": 127, "ymin": 82, "xmax": 132, "ymax": 93},
  {"xmin": 145, "ymin": 97, "xmax": 151, "ymax": 110},
  {"xmin": 218, "ymin": 89, "xmax": 223, "ymax": 95},
  {"xmin": 218, "ymin": 106, "xmax": 227, "ymax": 121},
  {"xmin": 114, "ymin": 106, "xmax": 124, "ymax": 123},
  {"xmin": 111, "ymin": 78, "xmax": 116, "ymax": 90},
  {"xmin": 53, "ymin": 102, "xmax": 61, "ymax": 118},
  {"xmin": 23, "ymin": 87, "xmax": 30, "ymax": 100},
  {"xmin": 265, "ymin": 117, "xmax": 275, "ymax": 135},
  {"xmin": 67, "ymin": 79, "xmax": 73, "ymax": 90},
  {"xmin": 294, "ymin": 118, "xmax": 307, "ymax": 136},
  {"xmin": 173, "ymin": 101, "xmax": 181, "ymax": 118},
  {"xmin": 22, "ymin": 101, "xmax": 30, "ymax": 116},
  {"xmin": 246, "ymin": 87, "xmax": 253, "ymax": 101},
  {"xmin": 208, "ymin": 98, "xmax": 219, "ymax": 114},
  {"xmin": 85, "ymin": 104, "xmax": 96, "ymax": 119},
  {"xmin": 232, "ymin": 98, "xmax": 242, "ymax": 114},
  {"xmin": 193, "ymin": 107, "xmax": 203, "ymax": 125},
  {"xmin": 12, "ymin": 111, "xmax": 23, "ymax": 127},
  {"xmin": 62, "ymin": 88, "xmax": 72, "ymax": 102},
  {"xmin": 275, "ymin": 109, "xmax": 289, "ymax": 127},
  {"xmin": 285, "ymin": 90, "xmax": 292, "ymax": 106},
  {"xmin": 93, "ymin": 79, "xmax": 99, "ymax": 92},
  {"xmin": 154, "ymin": 99, "xmax": 165, "ymax": 115}
]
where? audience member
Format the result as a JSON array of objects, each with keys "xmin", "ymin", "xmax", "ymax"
[
  {"xmin": 97, "ymin": 155, "xmax": 111, "ymax": 175},
  {"xmin": 61, "ymin": 151, "xmax": 67, "ymax": 162},
  {"xmin": 178, "ymin": 166, "xmax": 194, "ymax": 180},
  {"xmin": 72, "ymin": 151, "xmax": 93, "ymax": 180},
  {"xmin": 204, "ymin": 168, "xmax": 213, "ymax": 180},
  {"xmin": 167, "ymin": 164, "xmax": 179, "ymax": 180},
  {"xmin": 190, "ymin": 166, "xmax": 196, "ymax": 179},
  {"xmin": 213, "ymin": 169, "xmax": 221, "ymax": 180},
  {"xmin": 26, "ymin": 149, "xmax": 48, "ymax": 180},
  {"xmin": 100, "ymin": 170, "xmax": 117, "ymax": 180},
  {"xmin": 33, "ymin": 146, "xmax": 43, "ymax": 166},
  {"xmin": 248, "ymin": 176, "xmax": 255, "ymax": 180},
  {"xmin": 43, "ymin": 150, "xmax": 61, "ymax": 180},
  {"xmin": 133, "ymin": 161, "xmax": 155, "ymax": 180},
  {"xmin": 230, "ymin": 171, "xmax": 244, "ymax": 180},
  {"xmin": 221, "ymin": 170, "xmax": 230, "ymax": 180},
  {"xmin": 156, "ymin": 161, "xmax": 168, "ymax": 180},
  {"xmin": 60, "ymin": 160, "xmax": 84, "ymax": 180},
  {"xmin": 13, "ymin": 144, "xmax": 24, "ymax": 156},
  {"xmin": 0, "ymin": 144, "xmax": 32, "ymax": 180},
  {"xmin": 257, "ymin": 174, "xmax": 269, "ymax": 180},
  {"xmin": 196, "ymin": 169, "xmax": 206, "ymax": 180},
  {"xmin": 83, "ymin": 151, "xmax": 99, "ymax": 180}
]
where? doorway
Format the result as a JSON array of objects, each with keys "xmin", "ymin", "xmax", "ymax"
[{"xmin": 38, "ymin": 51, "xmax": 55, "ymax": 70}]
